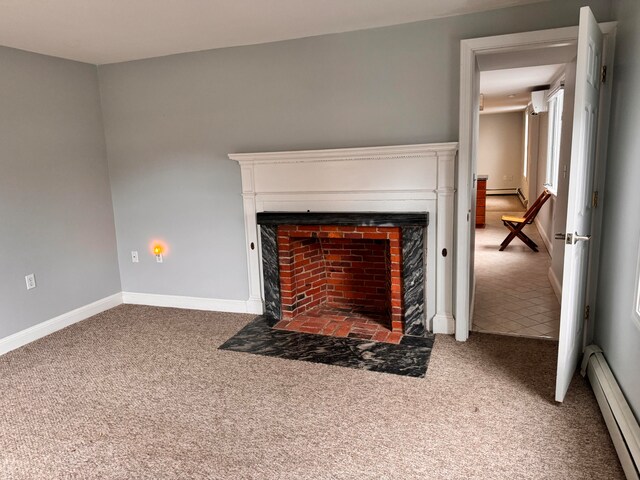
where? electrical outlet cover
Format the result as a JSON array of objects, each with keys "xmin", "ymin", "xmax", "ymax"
[{"xmin": 25, "ymin": 274, "xmax": 36, "ymax": 290}]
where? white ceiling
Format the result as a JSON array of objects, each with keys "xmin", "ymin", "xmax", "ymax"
[
  {"xmin": 480, "ymin": 64, "xmax": 565, "ymax": 114},
  {"xmin": 0, "ymin": 0, "xmax": 549, "ymax": 65}
]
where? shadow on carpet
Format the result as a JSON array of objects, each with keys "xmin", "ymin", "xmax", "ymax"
[{"xmin": 218, "ymin": 316, "xmax": 434, "ymax": 378}]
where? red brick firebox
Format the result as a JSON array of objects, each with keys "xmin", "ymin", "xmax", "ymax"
[{"xmin": 274, "ymin": 225, "xmax": 403, "ymax": 342}]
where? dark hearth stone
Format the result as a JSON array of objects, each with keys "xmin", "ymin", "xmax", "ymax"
[{"xmin": 219, "ymin": 316, "xmax": 435, "ymax": 378}]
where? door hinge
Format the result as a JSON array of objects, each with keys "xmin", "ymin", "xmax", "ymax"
[
  {"xmin": 592, "ymin": 190, "xmax": 599, "ymax": 208},
  {"xmin": 585, "ymin": 305, "xmax": 590, "ymax": 320},
  {"xmin": 601, "ymin": 65, "xmax": 607, "ymax": 84}
]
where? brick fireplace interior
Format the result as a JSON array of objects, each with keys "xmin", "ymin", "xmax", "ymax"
[{"xmin": 274, "ymin": 225, "xmax": 403, "ymax": 344}]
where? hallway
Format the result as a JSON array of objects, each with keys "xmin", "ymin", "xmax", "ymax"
[{"xmin": 472, "ymin": 195, "xmax": 561, "ymax": 339}]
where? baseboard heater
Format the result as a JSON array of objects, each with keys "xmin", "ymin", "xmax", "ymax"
[
  {"xmin": 516, "ymin": 188, "xmax": 528, "ymax": 207},
  {"xmin": 486, "ymin": 188, "xmax": 518, "ymax": 196},
  {"xmin": 581, "ymin": 346, "xmax": 640, "ymax": 479}
]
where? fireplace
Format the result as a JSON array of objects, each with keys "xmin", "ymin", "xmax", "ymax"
[
  {"xmin": 257, "ymin": 212, "xmax": 428, "ymax": 341},
  {"xmin": 229, "ymin": 143, "xmax": 458, "ymax": 335}
]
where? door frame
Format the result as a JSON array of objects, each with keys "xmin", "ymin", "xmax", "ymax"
[{"xmin": 456, "ymin": 23, "xmax": 617, "ymax": 342}]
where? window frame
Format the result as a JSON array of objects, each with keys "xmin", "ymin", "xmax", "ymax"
[
  {"xmin": 523, "ymin": 109, "xmax": 529, "ymax": 178},
  {"xmin": 545, "ymin": 88, "xmax": 564, "ymax": 195}
]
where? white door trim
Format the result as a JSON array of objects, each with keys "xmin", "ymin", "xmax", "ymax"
[{"xmin": 456, "ymin": 23, "xmax": 616, "ymax": 341}]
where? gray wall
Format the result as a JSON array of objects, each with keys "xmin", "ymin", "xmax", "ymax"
[
  {"xmin": 97, "ymin": 0, "xmax": 612, "ymax": 300},
  {"xmin": 477, "ymin": 112, "xmax": 524, "ymax": 192},
  {"xmin": 0, "ymin": 47, "xmax": 121, "ymax": 339},
  {"xmin": 594, "ymin": 0, "xmax": 640, "ymax": 417}
]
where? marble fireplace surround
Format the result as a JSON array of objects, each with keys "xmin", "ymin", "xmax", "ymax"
[
  {"xmin": 229, "ymin": 142, "xmax": 458, "ymax": 334},
  {"xmin": 258, "ymin": 212, "xmax": 428, "ymax": 337}
]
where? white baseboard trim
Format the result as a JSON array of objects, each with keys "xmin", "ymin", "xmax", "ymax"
[
  {"xmin": 122, "ymin": 292, "xmax": 264, "ymax": 315},
  {"xmin": 433, "ymin": 313, "xmax": 455, "ymax": 334},
  {"xmin": 535, "ymin": 218, "xmax": 553, "ymax": 257},
  {"xmin": 0, "ymin": 293, "xmax": 123, "ymax": 357},
  {"xmin": 548, "ymin": 267, "xmax": 562, "ymax": 303}
]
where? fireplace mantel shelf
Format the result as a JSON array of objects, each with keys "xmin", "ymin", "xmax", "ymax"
[{"xmin": 256, "ymin": 212, "xmax": 428, "ymax": 227}]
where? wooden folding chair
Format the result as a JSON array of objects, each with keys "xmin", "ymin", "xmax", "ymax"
[{"xmin": 499, "ymin": 189, "xmax": 552, "ymax": 252}]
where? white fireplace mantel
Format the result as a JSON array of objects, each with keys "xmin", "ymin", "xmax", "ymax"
[{"xmin": 229, "ymin": 142, "xmax": 458, "ymax": 334}]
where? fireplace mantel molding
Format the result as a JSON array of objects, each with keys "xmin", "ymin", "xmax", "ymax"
[{"xmin": 229, "ymin": 142, "xmax": 458, "ymax": 335}]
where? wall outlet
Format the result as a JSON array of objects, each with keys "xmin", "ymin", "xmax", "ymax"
[
  {"xmin": 131, "ymin": 251, "xmax": 139, "ymax": 263},
  {"xmin": 25, "ymin": 274, "xmax": 36, "ymax": 290}
]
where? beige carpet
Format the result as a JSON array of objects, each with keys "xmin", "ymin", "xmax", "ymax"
[{"xmin": 0, "ymin": 305, "xmax": 623, "ymax": 479}]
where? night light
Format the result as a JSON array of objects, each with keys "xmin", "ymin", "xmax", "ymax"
[{"xmin": 152, "ymin": 244, "xmax": 164, "ymax": 263}]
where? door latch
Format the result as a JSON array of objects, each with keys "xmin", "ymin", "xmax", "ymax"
[
  {"xmin": 556, "ymin": 232, "xmax": 591, "ymax": 245},
  {"xmin": 571, "ymin": 233, "xmax": 591, "ymax": 244}
]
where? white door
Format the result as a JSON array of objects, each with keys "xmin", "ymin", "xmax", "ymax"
[{"xmin": 555, "ymin": 7, "xmax": 605, "ymax": 402}]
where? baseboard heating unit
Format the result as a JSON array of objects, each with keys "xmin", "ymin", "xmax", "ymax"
[
  {"xmin": 516, "ymin": 187, "xmax": 528, "ymax": 207},
  {"xmin": 486, "ymin": 188, "xmax": 518, "ymax": 196},
  {"xmin": 581, "ymin": 346, "xmax": 640, "ymax": 479}
]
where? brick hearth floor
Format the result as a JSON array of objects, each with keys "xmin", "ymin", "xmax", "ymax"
[{"xmin": 273, "ymin": 306, "xmax": 402, "ymax": 344}]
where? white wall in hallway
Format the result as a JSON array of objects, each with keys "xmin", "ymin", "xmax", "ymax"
[{"xmin": 478, "ymin": 112, "xmax": 524, "ymax": 192}]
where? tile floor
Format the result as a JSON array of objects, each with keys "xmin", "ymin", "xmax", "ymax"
[
  {"xmin": 273, "ymin": 305, "xmax": 402, "ymax": 344},
  {"xmin": 473, "ymin": 195, "xmax": 561, "ymax": 339}
]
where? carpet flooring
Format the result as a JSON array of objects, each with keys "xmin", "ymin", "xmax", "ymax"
[{"xmin": 0, "ymin": 305, "xmax": 623, "ymax": 479}]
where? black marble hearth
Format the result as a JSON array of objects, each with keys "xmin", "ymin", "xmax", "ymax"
[{"xmin": 219, "ymin": 316, "xmax": 434, "ymax": 378}]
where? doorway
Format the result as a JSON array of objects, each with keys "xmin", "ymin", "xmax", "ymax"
[
  {"xmin": 457, "ymin": 11, "xmax": 617, "ymax": 402},
  {"xmin": 472, "ymin": 61, "xmax": 573, "ymax": 339}
]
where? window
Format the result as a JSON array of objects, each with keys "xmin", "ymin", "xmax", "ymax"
[
  {"xmin": 523, "ymin": 110, "xmax": 529, "ymax": 178},
  {"xmin": 545, "ymin": 89, "xmax": 564, "ymax": 194}
]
